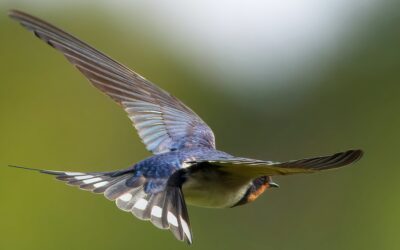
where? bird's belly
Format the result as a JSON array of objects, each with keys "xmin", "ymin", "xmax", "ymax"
[{"xmin": 182, "ymin": 169, "xmax": 252, "ymax": 208}]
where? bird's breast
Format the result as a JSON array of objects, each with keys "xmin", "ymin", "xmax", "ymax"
[{"xmin": 182, "ymin": 167, "xmax": 253, "ymax": 208}]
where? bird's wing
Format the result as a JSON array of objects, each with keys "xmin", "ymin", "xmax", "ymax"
[
  {"xmin": 8, "ymin": 165, "xmax": 193, "ymax": 244},
  {"xmin": 9, "ymin": 10, "xmax": 215, "ymax": 154},
  {"xmin": 188, "ymin": 149, "xmax": 363, "ymax": 178}
]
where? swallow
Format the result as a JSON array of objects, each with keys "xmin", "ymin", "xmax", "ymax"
[{"xmin": 7, "ymin": 10, "xmax": 363, "ymax": 244}]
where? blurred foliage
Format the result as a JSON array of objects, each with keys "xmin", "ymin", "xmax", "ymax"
[{"xmin": 0, "ymin": 2, "xmax": 400, "ymax": 250}]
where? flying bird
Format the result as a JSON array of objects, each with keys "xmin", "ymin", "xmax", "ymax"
[{"xmin": 8, "ymin": 10, "xmax": 363, "ymax": 244}]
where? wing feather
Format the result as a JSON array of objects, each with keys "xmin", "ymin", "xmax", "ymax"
[
  {"xmin": 189, "ymin": 149, "xmax": 363, "ymax": 177},
  {"xmin": 9, "ymin": 10, "xmax": 215, "ymax": 154}
]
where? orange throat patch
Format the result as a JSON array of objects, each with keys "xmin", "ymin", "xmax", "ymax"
[{"xmin": 247, "ymin": 182, "xmax": 270, "ymax": 203}]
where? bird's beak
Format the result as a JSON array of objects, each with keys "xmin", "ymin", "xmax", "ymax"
[{"xmin": 269, "ymin": 181, "xmax": 279, "ymax": 188}]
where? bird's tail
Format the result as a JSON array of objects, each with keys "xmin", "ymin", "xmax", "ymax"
[
  {"xmin": 7, "ymin": 164, "xmax": 133, "ymax": 193},
  {"xmin": 7, "ymin": 164, "xmax": 193, "ymax": 243}
]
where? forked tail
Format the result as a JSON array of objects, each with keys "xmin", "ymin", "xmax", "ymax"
[{"xmin": 6, "ymin": 164, "xmax": 193, "ymax": 244}]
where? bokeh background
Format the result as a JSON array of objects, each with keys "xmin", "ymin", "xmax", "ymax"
[{"xmin": 0, "ymin": 1, "xmax": 399, "ymax": 249}]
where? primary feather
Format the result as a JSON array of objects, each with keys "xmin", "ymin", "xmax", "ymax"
[{"xmin": 8, "ymin": 9, "xmax": 215, "ymax": 155}]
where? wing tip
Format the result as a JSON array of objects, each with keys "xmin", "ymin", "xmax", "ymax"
[
  {"xmin": 311, "ymin": 149, "xmax": 364, "ymax": 170},
  {"xmin": 346, "ymin": 149, "xmax": 364, "ymax": 165},
  {"xmin": 8, "ymin": 9, "xmax": 27, "ymax": 20},
  {"xmin": 314, "ymin": 149, "xmax": 364, "ymax": 170},
  {"xmin": 8, "ymin": 9, "xmax": 18, "ymax": 17},
  {"xmin": 354, "ymin": 148, "xmax": 364, "ymax": 158}
]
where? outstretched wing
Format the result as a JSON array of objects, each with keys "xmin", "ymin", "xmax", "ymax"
[
  {"xmin": 8, "ymin": 165, "xmax": 193, "ymax": 244},
  {"xmin": 188, "ymin": 149, "xmax": 363, "ymax": 178},
  {"xmin": 9, "ymin": 10, "xmax": 215, "ymax": 154}
]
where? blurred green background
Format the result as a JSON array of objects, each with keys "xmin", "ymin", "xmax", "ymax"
[{"xmin": 0, "ymin": 1, "xmax": 399, "ymax": 250}]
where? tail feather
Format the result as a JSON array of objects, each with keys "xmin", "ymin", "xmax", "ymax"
[
  {"xmin": 162, "ymin": 187, "xmax": 192, "ymax": 244},
  {"xmin": 8, "ymin": 164, "xmax": 133, "ymax": 193},
  {"xmin": 104, "ymin": 176, "xmax": 144, "ymax": 200},
  {"xmin": 149, "ymin": 191, "xmax": 168, "ymax": 229},
  {"xmin": 8, "ymin": 165, "xmax": 67, "ymax": 175},
  {"xmin": 7, "ymin": 164, "xmax": 193, "ymax": 244}
]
